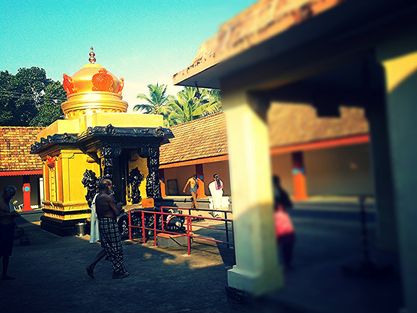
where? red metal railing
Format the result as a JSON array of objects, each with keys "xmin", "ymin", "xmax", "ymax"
[{"xmin": 127, "ymin": 206, "xmax": 234, "ymax": 255}]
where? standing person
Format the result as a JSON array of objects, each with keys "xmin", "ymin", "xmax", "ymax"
[
  {"xmin": 208, "ymin": 174, "xmax": 223, "ymax": 218},
  {"xmin": 183, "ymin": 175, "xmax": 199, "ymax": 209},
  {"xmin": 86, "ymin": 179, "xmax": 128, "ymax": 279},
  {"xmin": 89, "ymin": 193, "xmax": 100, "ymax": 244},
  {"xmin": 273, "ymin": 176, "xmax": 295, "ymax": 271},
  {"xmin": 0, "ymin": 185, "xmax": 18, "ymax": 280},
  {"xmin": 273, "ymin": 175, "xmax": 293, "ymax": 211}
]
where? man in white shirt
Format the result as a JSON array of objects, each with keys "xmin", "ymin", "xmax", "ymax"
[{"xmin": 208, "ymin": 174, "xmax": 223, "ymax": 218}]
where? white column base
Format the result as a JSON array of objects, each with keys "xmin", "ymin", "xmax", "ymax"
[{"xmin": 227, "ymin": 265, "xmax": 282, "ymax": 296}]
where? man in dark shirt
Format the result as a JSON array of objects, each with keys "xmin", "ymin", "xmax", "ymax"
[{"xmin": 86, "ymin": 179, "xmax": 128, "ymax": 279}]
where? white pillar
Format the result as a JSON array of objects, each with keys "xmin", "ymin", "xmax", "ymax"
[
  {"xmin": 223, "ymin": 90, "xmax": 283, "ymax": 295},
  {"xmin": 382, "ymin": 51, "xmax": 417, "ymax": 313}
]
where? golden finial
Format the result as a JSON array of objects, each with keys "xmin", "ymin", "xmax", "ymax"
[{"xmin": 89, "ymin": 47, "xmax": 96, "ymax": 64}]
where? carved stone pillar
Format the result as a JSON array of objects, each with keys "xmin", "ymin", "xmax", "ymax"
[
  {"xmin": 100, "ymin": 144, "xmax": 121, "ymax": 181},
  {"xmin": 146, "ymin": 146, "xmax": 161, "ymax": 199}
]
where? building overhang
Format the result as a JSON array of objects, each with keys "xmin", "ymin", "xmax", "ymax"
[{"xmin": 173, "ymin": 0, "xmax": 417, "ymax": 90}]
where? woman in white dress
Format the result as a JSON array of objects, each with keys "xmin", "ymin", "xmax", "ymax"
[{"xmin": 208, "ymin": 174, "xmax": 223, "ymax": 218}]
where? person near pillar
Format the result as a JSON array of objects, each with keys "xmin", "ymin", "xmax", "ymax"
[
  {"xmin": 86, "ymin": 179, "xmax": 129, "ymax": 279},
  {"xmin": 208, "ymin": 174, "xmax": 223, "ymax": 218},
  {"xmin": 0, "ymin": 185, "xmax": 18, "ymax": 280},
  {"xmin": 183, "ymin": 175, "xmax": 199, "ymax": 209},
  {"xmin": 273, "ymin": 175, "xmax": 295, "ymax": 271},
  {"xmin": 89, "ymin": 193, "xmax": 100, "ymax": 244}
]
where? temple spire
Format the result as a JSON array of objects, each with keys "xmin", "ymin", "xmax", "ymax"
[{"xmin": 89, "ymin": 47, "xmax": 96, "ymax": 64}]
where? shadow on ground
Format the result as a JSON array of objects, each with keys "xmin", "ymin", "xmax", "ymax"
[{"xmin": 2, "ymin": 216, "xmax": 288, "ymax": 313}]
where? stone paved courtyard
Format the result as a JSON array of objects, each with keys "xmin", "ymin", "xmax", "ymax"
[{"xmin": 2, "ymin": 208, "xmax": 402, "ymax": 313}]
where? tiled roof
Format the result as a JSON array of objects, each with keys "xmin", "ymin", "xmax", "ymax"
[
  {"xmin": 160, "ymin": 105, "xmax": 369, "ymax": 165},
  {"xmin": 0, "ymin": 127, "xmax": 43, "ymax": 172},
  {"xmin": 160, "ymin": 113, "xmax": 228, "ymax": 165},
  {"xmin": 174, "ymin": 0, "xmax": 343, "ymax": 84},
  {"xmin": 267, "ymin": 104, "xmax": 368, "ymax": 147},
  {"xmin": 0, "ymin": 105, "xmax": 369, "ymax": 170}
]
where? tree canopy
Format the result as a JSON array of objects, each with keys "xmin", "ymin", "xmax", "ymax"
[
  {"xmin": 134, "ymin": 83, "xmax": 170, "ymax": 115},
  {"xmin": 134, "ymin": 83, "xmax": 222, "ymax": 126},
  {"xmin": 0, "ymin": 67, "xmax": 66, "ymax": 126}
]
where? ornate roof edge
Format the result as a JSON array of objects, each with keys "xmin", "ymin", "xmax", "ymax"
[{"xmin": 30, "ymin": 124, "xmax": 174, "ymax": 154}]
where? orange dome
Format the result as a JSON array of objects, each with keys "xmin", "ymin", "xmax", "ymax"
[
  {"xmin": 60, "ymin": 49, "xmax": 128, "ymax": 119},
  {"xmin": 63, "ymin": 63, "xmax": 124, "ymax": 96}
]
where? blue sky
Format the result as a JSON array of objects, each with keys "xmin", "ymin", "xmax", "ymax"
[{"xmin": 0, "ymin": 0, "xmax": 255, "ymax": 109}]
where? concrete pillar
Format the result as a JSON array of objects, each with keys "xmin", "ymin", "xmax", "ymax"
[
  {"xmin": 363, "ymin": 59, "xmax": 398, "ymax": 252},
  {"xmin": 382, "ymin": 51, "xmax": 417, "ymax": 313},
  {"xmin": 291, "ymin": 151, "xmax": 308, "ymax": 201},
  {"xmin": 159, "ymin": 169, "xmax": 166, "ymax": 198},
  {"xmin": 223, "ymin": 89, "xmax": 282, "ymax": 296},
  {"xmin": 195, "ymin": 164, "xmax": 206, "ymax": 198}
]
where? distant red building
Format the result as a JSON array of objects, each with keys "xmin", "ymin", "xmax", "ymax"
[
  {"xmin": 2, "ymin": 104, "xmax": 372, "ymax": 205},
  {"xmin": 159, "ymin": 104, "xmax": 372, "ymax": 200},
  {"xmin": 0, "ymin": 127, "xmax": 44, "ymax": 209}
]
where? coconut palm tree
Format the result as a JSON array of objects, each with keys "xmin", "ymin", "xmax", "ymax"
[
  {"xmin": 166, "ymin": 87, "xmax": 222, "ymax": 126},
  {"xmin": 133, "ymin": 83, "xmax": 170, "ymax": 117},
  {"xmin": 199, "ymin": 88, "xmax": 222, "ymax": 116}
]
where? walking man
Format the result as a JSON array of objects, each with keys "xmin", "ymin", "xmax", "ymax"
[
  {"xmin": 183, "ymin": 175, "xmax": 199, "ymax": 209},
  {"xmin": 86, "ymin": 179, "xmax": 129, "ymax": 279}
]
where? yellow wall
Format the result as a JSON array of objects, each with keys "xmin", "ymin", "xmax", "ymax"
[
  {"xmin": 162, "ymin": 145, "xmax": 373, "ymax": 198},
  {"xmin": 42, "ymin": 149, "xmax": 100, "ymax": 219},
  {"xmin": 36, "ymin": 119, "xmax": 80, "ymax": 140},
  {"xmin": 48, "ymin": 161, "xmax": 58, "ymax": 202},
  {"xmin": 60, "ymin": 150, "xmax": 99, "ymax": 204},
  {"xmin": 304, "ymin": 144, "xmax": 373, "ymax": 196},
  {"xmin": 38, "ymin": 112, "xmax": 164, "ymax": 140},
  {"xmin": 79, "ymin": 112, "xmax": 163, "ymax": 132}
]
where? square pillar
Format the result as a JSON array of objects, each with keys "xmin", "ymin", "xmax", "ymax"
[
  {"xmin": 195, "ymin": 164, "xmax": 206, "ymax": 198},
  {"xmin": 159, "ymin": 169, "xmax": 166, "ymax": 198},
  {"xmin": 381, "ymin": 50, "xmax": 417, "ymax": 313},
  {"xmin": 291, "ymin": 151, "xmax": 308, "ymax": 201},
  {"xmin": 223, "ymin": 90, "xmax": 283, "ymax": 296},
  {"xmin": 363, "ymin": 59, "xmax": 398, "ymax": 252}
]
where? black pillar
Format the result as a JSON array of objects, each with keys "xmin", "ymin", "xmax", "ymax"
[
  {"xmin": 146, "ymin": 146, "xmax": 161, "ymax": 199},
  {"xmin": 101, "ymin": 144, "xmax": 123, "ymax": 202}
]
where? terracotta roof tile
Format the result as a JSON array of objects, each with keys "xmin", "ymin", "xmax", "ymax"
[
  {"xmin": 0, "ymin": 127, "xmax": 44, "ymax": 172},
  {"xmin": 267, "ymin": 104, "xmax": 368, "ymax": 147},
  {"xmin": 160, "ymin": 105, "xmax": 368, "ymax": 165},
  {"xmin": 0, "ymin": 105, "xmax": 369, "ymax": 170},
  {"xmin": 160, "ymin": 113, "xmax": 228, "ymax": 165}
]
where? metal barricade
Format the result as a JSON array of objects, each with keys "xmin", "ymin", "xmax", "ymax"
[{"xmin": 127, "ymin": 206, "xmax": 234, "ymax": 255}]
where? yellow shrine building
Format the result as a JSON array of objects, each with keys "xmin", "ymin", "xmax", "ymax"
[{"xmin": 31, "ymin": 49, "xmax": 173, "ymax": 235}]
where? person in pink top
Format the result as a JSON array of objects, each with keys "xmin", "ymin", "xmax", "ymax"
[{"xmin": 273, "ymin": 175, "xmax": 295, "ymax": 271}]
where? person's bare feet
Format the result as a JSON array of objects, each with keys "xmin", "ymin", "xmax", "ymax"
[{"xmin": 86, "ymin": 265, "xmax": 94, "ymax": 279}]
